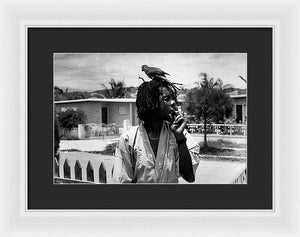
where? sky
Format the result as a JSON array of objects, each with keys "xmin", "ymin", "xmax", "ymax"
[{"xmin": 54, "ymin": 53, "xmax": 247, "ymax": 92}]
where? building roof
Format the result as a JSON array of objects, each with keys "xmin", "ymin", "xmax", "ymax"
[
  {"xmin": 55, "ymin": 97, "xmax": 184, "ymax": 104},
  {"xmin": 229, "ymin": 94, "xmax": 247, "ymax": 98},
  {"xmin": 55, "ymin": 98, "xmax": 136, "ymax": 104}
]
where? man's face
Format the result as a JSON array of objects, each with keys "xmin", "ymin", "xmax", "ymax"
[{"xmin": 158, "ymin": 87, "xmax": 177, "ymax": 122}]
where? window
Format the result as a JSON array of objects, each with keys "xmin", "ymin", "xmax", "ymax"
[{"xmin": 119, "ymin": 106, "xmax": 126, "ymax": 115}]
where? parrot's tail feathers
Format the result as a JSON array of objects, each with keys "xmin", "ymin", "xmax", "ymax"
[
  {"xmin": 152, "ymin": 75, "xmax": 166, "ymax": 80},
  {"xmin": 138, "ymin": 76, "xmax": 145, "ymax": 82}
]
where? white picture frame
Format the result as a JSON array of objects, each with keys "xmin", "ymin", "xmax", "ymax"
[{"xmin": 1, "ymin": 0, "xmax": 299, "ymax": 236}]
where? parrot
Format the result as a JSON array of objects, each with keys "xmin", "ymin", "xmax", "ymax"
[{"xmin": 141, "ymin": 65, "xmax": 170, "ymax": 79}]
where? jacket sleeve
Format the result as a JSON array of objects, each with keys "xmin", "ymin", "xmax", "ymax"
[
  {"xmin": 171, "ymin": 131, "xmax": 200, "ymax": 181},
  {"xmin": 184, "ymin": 131, "xmax": 200, "ymax": 174},
  {"xmin": 112, "ymin": 133, "xmax": 135, "ymax": 183}
]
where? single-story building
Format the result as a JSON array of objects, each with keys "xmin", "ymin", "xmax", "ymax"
[
  {"xmin": 54, "ymin": 94, "xmax": 247, "ymax": 127},
  {"xmin": 230, "ymin": 94, "xmax": 247, "ymax": 123},
  {"xmin": 55, "ymin": 98, "xmax": 139, "ymax": 126}
]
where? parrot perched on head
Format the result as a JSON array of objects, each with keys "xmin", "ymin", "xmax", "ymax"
[
  {"xmin": 140, "ymin": 64, "xmax": 182, "ymax": 88},
  {"xmin": 141, "ymin": 65, "xmax": 170, "ymax": 79}
]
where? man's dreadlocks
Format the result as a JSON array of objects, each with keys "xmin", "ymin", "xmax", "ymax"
[{"xmin": 136, "ymin": 77, "xmax": 178, "ymax": 121}]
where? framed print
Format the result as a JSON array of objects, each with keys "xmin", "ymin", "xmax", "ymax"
[
  {"xmin": 29, "ymin": 28, "xmax": 268, "ymax": 209},
  {"xmin": 1, "ymin": 0, "xmax": 300, "ymax": 237}
]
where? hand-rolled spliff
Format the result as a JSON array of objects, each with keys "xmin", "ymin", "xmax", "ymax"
[{"xmin": 169, "ymin": 110, "xmax": 179, "ymax": 123}]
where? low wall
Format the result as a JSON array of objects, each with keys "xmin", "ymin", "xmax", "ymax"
[
  {"xmin": 54, "ymin": 151, "xmax": 247, "ymax": 184},
  {"xmin": 54, "ymin": 152, "xmax": 114, "ymax": 184}
]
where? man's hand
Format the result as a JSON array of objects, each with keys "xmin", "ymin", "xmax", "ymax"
[
  {"xmin": 170, "ymin": 114, "xmax": 187, "ymax": 141},
  {"xmin": 171, "ymin": 114, "xmax": 195, "ymax": 183}
]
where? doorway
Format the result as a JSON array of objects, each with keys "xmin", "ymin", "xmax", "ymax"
[
  {"xmin": 236, "ymin": 105, "xmax": 243, "ymax": 123},
  {"xmin": 101, "ymin": 107, "xmax": 108, "ymax": 124}
]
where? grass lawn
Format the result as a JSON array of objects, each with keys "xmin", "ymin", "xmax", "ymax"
[
  {"xmin": 62, "ymin": 139, "xmax": 246, "ymax": 157},
  {"xmin": 199, "ymin": 139, "xmax": 246, "ymax": 149},
  {"xmin": 199, "ymin": 139, "xmax": 246, "ymax": 157},
  {"xmin": 61, "ymin": 143, "xmax": 117, "ymax": 155},
  {"xmin": 88, "ymin": 143, "xmax": 117, "ymax": 155},
  {"xmin": 200, "ymin": 146, "xmax": 246, "ymax": 157},
  {"xmin": 96, "ymin": 139, "xmax": 247, "ymax": 157}
]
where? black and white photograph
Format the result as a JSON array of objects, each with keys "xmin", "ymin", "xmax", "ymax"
[
  {"xmin": 54, "ymin": 53, "xmax": 247, "ymax": 184},
  {"xmin": 6, "ymin": 0, "xmax": 300, "ymax": 234}
]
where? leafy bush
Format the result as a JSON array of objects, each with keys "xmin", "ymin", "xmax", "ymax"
[
  {"xmin": 59, "ymin": 134, "xmax": 80, "ymax": 140},
  {"xmin": 57, "ymin": 109, "xmax": 86, "ymax": 131}
]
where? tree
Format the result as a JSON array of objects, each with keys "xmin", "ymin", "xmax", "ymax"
[
  {"xmin": 64, "ymin": 91, "xmax": 88, "ymax": 100},
  {"xmin": 54, "ymin": 86, "xmax": 66, "ymax": 101},
  {"xmin": 184, "ymin": 73, "xmax": 233, "ymax": 148},
  {"xmin": 57, "ymin": 109, "xmax": 86, "ymax": 131},
  {"xmin": 238, "ymin": 75, "xmax": 247, "ymax": 83},
  {"xmin": 101, "ymin": 78, "xmax": 127, "ymax": 98},
  {"xmin": 54, "ymin": 87, "xmax": 90, "ymax": 101}
]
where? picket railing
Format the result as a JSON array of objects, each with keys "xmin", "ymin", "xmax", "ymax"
[
  {"xmin": 231, "ymin": 167, "xmax": 247, "ymax": 184},
  {"xmin": 187, "ymin": 124, "xmax": 247, "ymax": 136},
  {"xmin": 54, "ymin": 152, "xmax": 247, "ymax": 184},
  {"xmin": 54, "ymin": 152, "xmax": 114, "ymax": 184}
]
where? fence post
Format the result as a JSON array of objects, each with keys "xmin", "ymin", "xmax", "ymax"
[
  {"xmin": 123, "ymin": 119, "xmax": 129, "ymax": 132},
  {"xmin": 94, "ymin": 168, "xmax": 100, "ymax": 183},
  {"xmin": 82, "ymin": 164, "xmax": 88, "ymax": 181},
  {"xmin": 229, "ymin": 125, "xmax": 232, "ymax": 135},
  {"xmin": 78, "ymin": 124, "xmax": 85, "ymax": 139},
  {"xmin": 59, "ymin": 158, "xmax": 65, "ymax": 178},
  {"xmin": 70, "ymin": 164, "xmax": 75, "ymax": 180}
]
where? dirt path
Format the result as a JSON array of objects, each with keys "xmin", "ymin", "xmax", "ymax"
[{"xmin": 180, "ymin": 159, "xmax": 246, "ymax": 184}]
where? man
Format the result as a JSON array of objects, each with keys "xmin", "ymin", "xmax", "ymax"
[{"xmin": 113, "ymin": 77, "xmax": 200, "ymax": 183}]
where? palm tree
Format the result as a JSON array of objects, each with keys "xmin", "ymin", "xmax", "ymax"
[
  {"xmin": 238, "ymin": 75, "xmax": 247, "ymax": 83},
  {"xmin": 199, "ymin": 73, "xmax": 233, "ymax": 90},
  {"xmin": 101, "ymin": 79, "xmax": 127, "ymax": 98},
  {"xmin": 185, "ymin": 73, "xmax": 233, "ymax": 148}
]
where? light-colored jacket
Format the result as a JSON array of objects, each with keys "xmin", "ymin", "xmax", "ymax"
[{"xmin": 113, "ymin": 121, "xmax": 200, "ymax": 183}]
